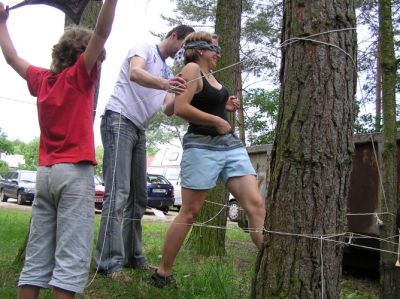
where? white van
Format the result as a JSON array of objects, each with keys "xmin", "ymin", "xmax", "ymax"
[
  {"xmin": 148, "ymin": 143, "xmax": 183, "ymax": 210},
  {"xmin": 147, "ymin": 165, "xmax": 182, "ymax": 210}
]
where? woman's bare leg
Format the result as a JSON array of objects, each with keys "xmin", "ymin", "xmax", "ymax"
[
  {"xmin": 157, "ymin": 188, "xmax": 208, "ymax": 277},
  {"xmin": 227, "ymin": 176, "xmax": 265, "ymax": 248}
]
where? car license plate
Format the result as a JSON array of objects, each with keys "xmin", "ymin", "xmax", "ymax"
[{"xmin": 153, "ymin": 189, "xmax": 166, "ymax": 193}]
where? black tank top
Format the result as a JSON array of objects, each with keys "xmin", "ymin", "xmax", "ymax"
[{"xmin": 187, "ymin": 75, "xmax": 229, "ymax": 136}]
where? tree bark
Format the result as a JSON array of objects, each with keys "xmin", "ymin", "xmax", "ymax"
[
  {"xmin": 252, "ymin": 1, "xmax": 357, "ymax": 298},
  {"xmin": 236, "ymin": 64, "xmax": 246, "ymax": 142},
  {"xmin": 378, "ymin": 0, "xmax": 400, "ymax": 298},
  {"xmin": 375, "ymin": 38, "xmax": 382, "ymax": 130},
  {"xmin": 186, "ymin": 0, "xmax": 242, "ymax": 256},
  {"xmin": 64, "ymin": 1, "xmax": 102, "ymax": 28},
  {"xmin": 66, "ymin": 1, "xmax": 102, "ymax": 119},
  {"xmin": 186, "ymin": 182, "xmax": 229, "ymax": 256}
]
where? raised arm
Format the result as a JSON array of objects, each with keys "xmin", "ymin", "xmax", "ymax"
[
  {"xmin": 84, "ymin": 0, "xmax": 118, "ymax": 73},
  {"xmin": 0, "ymin": 3, "xmax": 30, "ymax": 79},
  {"xmin": 174, "ymin": 63, "xmax": 231, "ymax": 134}
]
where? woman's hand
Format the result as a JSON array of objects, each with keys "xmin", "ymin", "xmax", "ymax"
[
  {"xmin": 225, "ymin": 96, "xmax": 240, "ymax": 112},
  {"xmin": 215, "ymin": 117, "xmax": 232, "ymax": 135}
]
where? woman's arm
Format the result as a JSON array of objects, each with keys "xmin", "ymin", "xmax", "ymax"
[{"xmin": 174, "ymin": 63, "xmax": 232, "ymax": 135}]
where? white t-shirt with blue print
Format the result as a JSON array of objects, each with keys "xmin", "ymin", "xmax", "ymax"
[{"xmin": 105, "ymin": 42, "xmax": 173, "ymax": 130}]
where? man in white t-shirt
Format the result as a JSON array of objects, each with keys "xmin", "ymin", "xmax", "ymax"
[{"xmin": 95, "ymin": 25, "xmax": 195, "ymax": 278}]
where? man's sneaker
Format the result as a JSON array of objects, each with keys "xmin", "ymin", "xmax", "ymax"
[
  {"xmin": 150, "ymin": 270, "xmax": 178, "ymax": 288},
  {"xmin": 107, "ymin": 271, "xmax": 132, "ymax": 283}
]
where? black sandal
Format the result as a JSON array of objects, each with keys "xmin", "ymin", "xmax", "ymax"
[{"xmin": 150, "ymin": 270, "xmax": 178, "ymax": 288}]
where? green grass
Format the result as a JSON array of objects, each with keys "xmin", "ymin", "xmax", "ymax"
[{"xmin": 0, "ymin": 209, "xmax": 378, "ymax": 298}]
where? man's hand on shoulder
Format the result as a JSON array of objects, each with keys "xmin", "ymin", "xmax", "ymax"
[{"xmin": 165, "ymin": 75, "xmax": 187, "ymax": 95}]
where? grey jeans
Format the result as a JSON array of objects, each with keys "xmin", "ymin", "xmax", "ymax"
[
  {"xmin": 19, "ymin": 163, "xmax": 95, "ymax": 294},
  {"xmin": 95, "ymin": 110, "xmax": 148, "ymax": 273}
]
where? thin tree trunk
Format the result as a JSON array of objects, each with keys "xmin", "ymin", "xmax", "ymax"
[
  {"xmin": 65, "ymin": 0, "xmax": 102, "ymax": 119},
  {"xmin": 65, "ymin": 0, "xmax": 102, "ymax": 28},
  {"xmin": 252, "ymin": 1, "xmax": 357, "ymax": 298},
  {"xmin": 376, "ymin": 38, "xmax": 382, "ymax": 131},
  {"xmin": 378, "ymin": 0, "xmax": 400, "ymax": 297},
  {"xmin": 186, "ymin": 0, "xmax": 242, "ymax": 256},
  {"xmin": 236, "ymin": 63, "xmax": 246, "ymax": 142},
  {"xmin": 186, "ymin": 182, "xmax": 229, "ymax": 256}
]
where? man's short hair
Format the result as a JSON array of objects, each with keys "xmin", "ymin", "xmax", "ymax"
[{"xmin": 166, "ymin": 25, "xmax": 195, "ymax": 40}]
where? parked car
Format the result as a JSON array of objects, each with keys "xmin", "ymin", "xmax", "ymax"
[
  {"xmin": 0, "ymin": 170, "xmax": 37, "ymax": 205},
  {"xmin": 94, "ymin": 176, "xmax": 105, "ymax": 211},
  {"xmin": 147, "ymin": 173, "xmax": 174, "ymax": 214},
  {"xmin": 94, "ymin": 174, "xmax": 174, "ymax": 214},
  {"xmin": 147, "ymin": 165, "xmax": 182, "ymax": 210},
  {"xmin": 228, "ymin": 197, "xmax": 240, "ymax": 222}
]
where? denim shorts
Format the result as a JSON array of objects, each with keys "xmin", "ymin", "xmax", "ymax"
[
  {"xmin": 180, "ymin": 146, "xmax": 256, "ymax": 189},
  {"xmin": 18, "ymin": 163, "xmax": 95, "ymax": 294}
]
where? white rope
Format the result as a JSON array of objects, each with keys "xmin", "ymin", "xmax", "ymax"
[
  {"xmin": 320, "ymin": 236, "xmax": 325, "ymax": 299},
  {"xmin": 396, "ymin": 229, "xmax": 400, "ymax": 267}
]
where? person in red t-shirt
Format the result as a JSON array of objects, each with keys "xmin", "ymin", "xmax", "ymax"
[{"xmin": 0, "ymin": 1, "xmax": 118, "ymax": 298}]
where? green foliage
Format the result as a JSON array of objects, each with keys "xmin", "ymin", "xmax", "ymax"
[
  {"xmin": 94, "ymin": 145, "xmax": 103, "ymax": 177},
  {"xmin": 0, "ymin": 128, "xmax": 14, "ymax": 155},
  {"xmin": 356, "ymin": 0, "xmax": 400, "ymax": 126},
  {"xmin": 340, "ymin": 276, "xmax": 378, "ymax": 298},
  {"xmin": 354, "ymin": 113, "xmax": 377, "ymax": 133},
  {"xmin": 0, "ymin": 160, "xmax": 9, "ymax": 175},
  {"xmin": 12, "ymin": 138, "xmax": 39, "ymax": 170},
  {"xmin": 0, "ymin": 209, "xmax": 379, "ymax": 299},
  {"xmin": 147, "ymin": 112, "xmax": 186, "ymax": 151},
  {"xmin": 163, "ymin": 0, "xmax": 217, "ymax": 26},
  {"xmin": 243, "ymin": 88, "xmax": 280, "ymax": 145},
  {"xmin": 0, "ymin": 209, "xmax": 256, "ymax": 299},
  {"xmin": 353, "ymin": 99, "xmax": 400, "ymax": 134}
]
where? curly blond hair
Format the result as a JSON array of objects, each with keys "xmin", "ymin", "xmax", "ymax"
[{"xmin": 50, "ymin": 26, "xmax": 93, "ymax": 74}]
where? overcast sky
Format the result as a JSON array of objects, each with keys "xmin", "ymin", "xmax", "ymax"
[{"xmin": 0, "ymin": 0, "xmax": 175, "ymax": 145}]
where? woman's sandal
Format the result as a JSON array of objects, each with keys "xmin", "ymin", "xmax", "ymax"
[{"xmin": 150, "ymin": 270, "xmax": 178, "ymax": 288}]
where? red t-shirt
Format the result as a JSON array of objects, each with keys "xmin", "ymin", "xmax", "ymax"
[{"xmin": 26, "ymin": 54, "xmax": 98, "ymax": 166}]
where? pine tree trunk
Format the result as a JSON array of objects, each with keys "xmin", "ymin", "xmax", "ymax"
[
  {"xmin": 64, "ymin": 1, "xmax": 102, "ymax": 28},
  {"xmin": 252, "ymin": 1, "xmax": 357, "ymax": 298},
  {"xmin": 186, "ymin": 182, "xmax": 229, "ymax": 256},
  {"xmin": 378, "ymin": 0, "xmax": 400, "ymax": 297},
  {"xmin": 375, "ymin": 39, "xmax": 382, "ymax": 130},
  {"xmin": 186, "ymin": 0, "xmax": 242, "ymax": 256},
  {"xmin": 236, "ymin": 65, "xmax": 246, "ymax": 142},
  {"xmin": 66, "ymin": 1, "xmax": 102, "ymax": 119}
]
